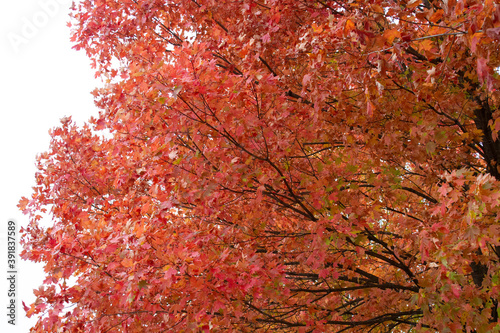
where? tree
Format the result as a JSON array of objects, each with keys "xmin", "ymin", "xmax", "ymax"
[{"xmin": 19, "ymin": 0, "xmax": 500, "ymax": 331}]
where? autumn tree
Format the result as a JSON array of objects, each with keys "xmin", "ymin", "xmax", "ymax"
[{"xmin": 20, "ymin": 0, "xmax": 500, "ymax": 331}]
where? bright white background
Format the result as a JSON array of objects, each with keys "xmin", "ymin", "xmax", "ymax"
[{"xmin": 0, "ymin": 0, "xmax": 100, "ymax": 331}]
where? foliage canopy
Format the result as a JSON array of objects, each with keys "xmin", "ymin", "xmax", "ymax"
[{"xmin": 20, "ymin": 0, "xmax": 500, "ymax": 331}]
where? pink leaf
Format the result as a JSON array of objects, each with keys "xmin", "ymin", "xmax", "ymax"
[
  {"xmin": 262, "ymin": 33, "xmax": 271, "ymax": 43},
  {"xmin": 451, "ymin": 284, "xmax": 461, "ymax": 298},
  {"xmin": 486, "ymin": 27, "xmax": 500, "ymax": 39},
  {"xmin": 367, "ymin": 100, "xmax": 374, "ymax": 117},
  {"xmin": 477, "ymin": 58, "xmax": 489, "ymax": 83},
  {"xmin": 302, "ymin": 73, "xmax": 312, "ymax": 86}
]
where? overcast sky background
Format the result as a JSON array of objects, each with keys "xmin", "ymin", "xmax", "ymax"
[{"xmin": 0, "ymin": 1, "xmax": 101, "ymax": 331}]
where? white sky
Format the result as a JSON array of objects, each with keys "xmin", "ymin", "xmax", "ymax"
[{"xmin": 0, "ymin": 1, "xmax": 101, "ymax": 331}]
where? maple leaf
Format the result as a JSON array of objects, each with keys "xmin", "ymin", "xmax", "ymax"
[{"xmin": 17, "ymin": 197, "xmax": 29, "ymax": 211}]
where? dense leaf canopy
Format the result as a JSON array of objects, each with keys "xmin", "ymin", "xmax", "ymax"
[{"xmin": 20, "ymin": 0, "xmax": 500, "ymax": 331}]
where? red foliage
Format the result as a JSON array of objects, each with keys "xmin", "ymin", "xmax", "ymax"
[{"xmin": 20, "ymin": 0, "xmax": 500, "ymax": 331}]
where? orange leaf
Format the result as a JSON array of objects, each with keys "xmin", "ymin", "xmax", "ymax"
[
  {"xmin": 121, "ymin": 258, "xmax": 134, "ymax": 268},
  {"xmin": 344, "ymin": 19, "xmax": 355, "ymax": 35},
  {"xmin": 383, "ymin": 29, "xmax": 401, "ymax": 44}
]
